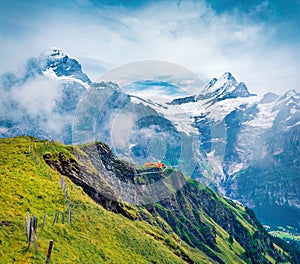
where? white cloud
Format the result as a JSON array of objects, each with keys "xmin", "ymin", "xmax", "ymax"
[
  {"xmin": 12, "ymin": 76, "xmax": 61, "ymax": 118},
  {"xmin": 0, "ymin": 0, "xmax": 299, "ymax": 95},
  {"xmin": 0, "ymin": 75, "xmax": 72, "ymax": 135}
]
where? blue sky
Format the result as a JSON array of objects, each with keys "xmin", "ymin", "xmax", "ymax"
[
  {"xmin": 123, "ymin": 80, "xmax": 189, "ymax": 98},
  {"xmin": 0, "ymin": 0, "xmax": 299, "ymax": 95}
]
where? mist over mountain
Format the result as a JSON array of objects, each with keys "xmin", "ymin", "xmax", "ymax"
[
  {"xmin": 1, "ymin": 48, "xmax": 299, "ymax": 235},
  {"xmin": 0, "ymin": 48, "xmax": 90, "ymax": 142}
]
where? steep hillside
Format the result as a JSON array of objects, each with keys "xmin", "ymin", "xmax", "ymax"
[
  {"xmin": 0, "ymin": 137, "xmax": 208, "ymax": 263},
  {"xmin": 1, "ymin": 137, "xmax": 299, "ymax": 263}
]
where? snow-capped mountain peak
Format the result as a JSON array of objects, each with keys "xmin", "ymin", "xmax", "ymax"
[
  {"xmin": 38, "ymin": 48, "xmax": 91, "ymax": 84},
  {"xmin": 196, "ymin": 72, "xmax": 255, "ymax": 102},
  {"xmin": 205, "ymin": 72, "xmax": 237, "ymax": 93},
  {"xmin": 273, "ymin": 89, "xmax": 300, "ymax": 111},
  {"xmin": 279, "ymin": 89, "xmax": 300, "ymax": 101},
  {"xmin": 216, "ymin": 71, "xmax": 236, "ymax": 84}
]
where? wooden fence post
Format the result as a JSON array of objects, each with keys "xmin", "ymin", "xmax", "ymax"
[
  {"xmin": 68, "ymin": 205, "xmax": 72, "ymax": 223},
  {"xmin": 25, "ymin": 213, "xmax": 30, "ymax": 240},
  {"xmin": 42, "ymin": 212, "xmax": 46, "ymax": 230},
  {"xmin": 32, "ymin": 215, "xmax": 38, "ymax": 232},
  {"xmin": 27, "ymin": 216, "xmax": 33, "ymax": 249},
  {"xmin": 60, "ymin": 177, "xmax": 65, "ymax": 189},
  {"xmin": 25, "ymin": 216, "xmax": 30, "ymax": 248},
  {"xmin": 31, "ymin": 226, "xmax": 38, "ymax": 253},
  {"xmin": 52, "ymin": 211, "xmax": 60, "ymax": 225},
  {"xmin": 46, "ymin": 240, "xmax": 54, "ymax": 264}
]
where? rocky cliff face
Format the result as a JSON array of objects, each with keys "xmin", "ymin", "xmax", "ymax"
[
  {"xmin": 226, "ymin": 124, "xmax": 300, "ymax": 229},
  {"xmin": 43, "ymin": 140, "xmax": 298, "ymax": 264}
]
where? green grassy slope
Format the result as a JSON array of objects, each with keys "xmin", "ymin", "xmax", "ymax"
[
  {"xmin": 0, "ymin": 137, "xmax": 210, "ymax": 263},
  {"xmin": 0, "ymin": 137, "xmax": 297, "ymax": 263}
]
